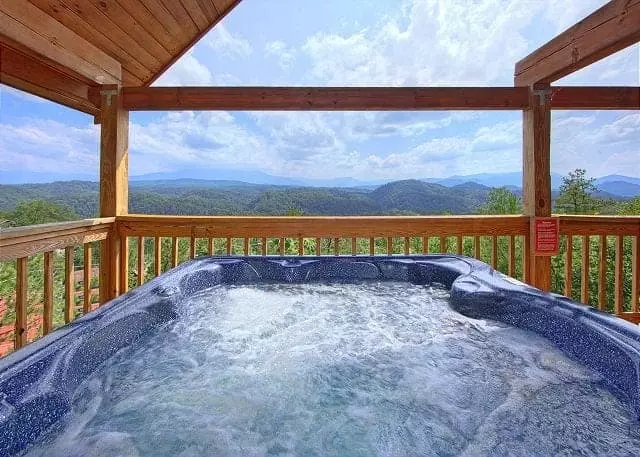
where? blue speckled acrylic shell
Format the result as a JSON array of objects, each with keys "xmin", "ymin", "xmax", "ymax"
[{"xmin": 1, "ymin": 256, "xmax": 639, "ymax": 456}]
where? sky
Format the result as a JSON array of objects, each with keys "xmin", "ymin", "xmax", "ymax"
[{"xmin": 0, "ymin": 0, "xmax": 638, "ymax": 183}]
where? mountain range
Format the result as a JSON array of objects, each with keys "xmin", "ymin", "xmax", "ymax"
[{"xmin": 2, "ymin": 170, "xmax": 637, "ymax": 197}]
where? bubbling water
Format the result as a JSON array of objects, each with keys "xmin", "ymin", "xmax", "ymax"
[{"xmin": 23, "ymin": 282, "xmax": 640, "ymax": 456}]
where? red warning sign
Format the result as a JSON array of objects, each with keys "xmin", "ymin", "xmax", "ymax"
[{"xmin": 533, "ymin": 217, "xmax": 559, "ymax": 255}]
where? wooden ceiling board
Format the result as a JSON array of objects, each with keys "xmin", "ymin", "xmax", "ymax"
[
  {"xmin": 159, "ymin": 0, "xmax": 199, "ymax": 35},
  {"xmin": 115, "ymin": 0, "xmax": 181, "ymax": 54},
  {"xmin": 52, "ymin": 0, "xmax": 163, "ymax": 71},
  {"xmin": 0, "ymin": 1, "xmax": 120, "ymax": 83},
  {"xmin": 179, "ymin": 0, "xmax": 210, "ymax": 30},
  {"xmin": 29, "ymin": 0, "xmax": 149, "ymax": 84}
]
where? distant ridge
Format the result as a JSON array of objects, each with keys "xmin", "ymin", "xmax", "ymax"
[{"xmin": 1, "ymin": 170, "xmax": 638, "ymax": 197}]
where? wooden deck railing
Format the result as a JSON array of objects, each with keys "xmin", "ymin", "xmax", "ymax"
[
  {"xmin": 0, "ymin": 214, "xmax": 638, "ymax": 355},
  {"xmin": 0, "ymin": 218, "xmax": 115, "ymax": 353}
]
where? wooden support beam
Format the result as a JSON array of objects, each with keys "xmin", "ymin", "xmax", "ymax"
[
  {"xmin": 515, "ymin": 0, "xmax": 640, "ymax": 85},
  {"xmin": 99, "ymin": 86, "xmax": 129, "ymax": 301},
  {"xmin": 122, "ymin": 86, "xmax": 530, "ymax": 111},
  {"xmin": 0, "ymin": 0, "xmax": 121, "ymax": 84},
  {"xmin": 523, "ymin": 84, "xmax": 552, "ymax": 291},
  {"xmin": 0, "ymin": 46, "xmax": 100, "ymax": 115},
  {"xmin": 550, "ymin": 86, "xmax": 640, "ymax": 110}
]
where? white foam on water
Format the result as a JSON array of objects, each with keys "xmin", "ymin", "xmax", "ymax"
[{"xmin": 21, "ymin": 282, "xmax": 640, "ymax": 456}]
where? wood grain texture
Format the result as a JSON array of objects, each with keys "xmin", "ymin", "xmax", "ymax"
[
  {"xmin": 122, "ymin": 86, "xmax": 530, "ymax": 110},
  {"xmin": 15, "ymin": 257, "xmax": 28, "ymax": 349},
  {"xmin": 120, "ymin": 236, "xmax": 128, "ymax": 293},
  {"xmin": 0, "ymin": 0, "xmax": 121, "ymax": 83},
  {"xmin": 117, "ymin": 215, "xmax": 531, "ymax": 238},
  {"xmin": 558, "ymin": 215, "xmax": 640, "ymax": 236},
  {"xmin": 491, "ymin": 236, "xmax": 498, "ymax": 269},
  {"xmin": 28, "ymin": 0, "xmax": 149, "ymax": 84},
  {"xmin": 515, "ymin": 0, "xmax": 640, "ymax": 85},
  {"xmin": 599, "ymin": 235, "xmax": 607, "ymax": 311},
  {"xmin": 100, "ymin": 88, "xmax": 129, "ymax": 218},
  {"xmin": 615, "ymin": 235, "xmax": 624, "ymax": 314},
  {"xmin": 0, "ymin": 45, "xmax": 100, "ymax": 114},
  {"xmin": 565, "ymin": 235, "xmax": 573, "ymax": 298},
  {"xmin": 550, "ymin": 86, "xmax": 640, "ymax": 110},
  {"xmin": 154, "ymin": 236, "xmax": 161, "ymax": 276},
  {"xmin": 137, "ymin": 236, "xmax": 145, "ymax": 285},
  {"xmin": 171, "ymin": 237, "xmax": 178, "ymax": 267},
  {"xmin": 83, "ymin": 243, "xmax": 92, "ymax": 313},
  {"xmin": 0, "ymin": 227, "xmax": 109, "ymax": 261},
  {"xmin": 508, "ymin": 236, "xmax": 515, "ymax": 277},
  {"xmin": 581, "ymin": 236, "xmax": 590, "ymax": 304},
  {"xmin": 43, "ymin": 251, "xmax": 53, "ymax": 335},
  {"xmin": 64, "ymin": 246, "xmax": 75, "ymax": 324},
  {"xmin": 523, "ymin": 84, "xmax": 552, "ymax": 291}
]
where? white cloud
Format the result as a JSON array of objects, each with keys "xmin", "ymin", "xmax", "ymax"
[
  {"xmin": 206, "ymin": 24, "xmax": 252, "ymax": 58},
  {"xmin": 265, "ymin": 41, "xmax": 296, "ymax": 69},
  {"xmin": 0, "ymin": 119, "xmax": 99, "ymax": 173},
  {"xmin": 154, "ymin": 51, "xmax": 212, "ymax": 86}
]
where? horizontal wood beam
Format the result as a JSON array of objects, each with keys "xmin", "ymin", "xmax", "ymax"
[
  {"xmin": 122, "ymin": 86, "xmax": 531, "ymax": 111},
  {"xmin": 121, "ymin": 86, "xmax": 639, "ymax": 111},
  {"xmin": 549, "ymin": 86, "xmax": 640, "ymax": 110},
  {"xmin": 0, "ymin": 46, "xmax": 100, "ymax": 115},
  {"xmin": 117, "ymin": 215, "xmax": 531, "ymax": 238},
  {"xmin": 515, "ymin": 0, "xmax": 640, "ymax": 86},
  {"xmin": 0, "ymin": 0, "xmax": 121, "ymax": 84}
]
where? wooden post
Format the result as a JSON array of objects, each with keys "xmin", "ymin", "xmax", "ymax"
[
  {"xmin": 523, "ymin": 83, "xmax": 552, "ymax": 291},
  {"xmin": 98, "ymin": 85, "xmax": 128, "ymax": 302}
]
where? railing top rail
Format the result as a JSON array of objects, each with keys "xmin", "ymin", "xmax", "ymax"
[
  {"xmin": 117, "ymin": 214, "xmax": 530, "ymax": 222},
  {"xmin": 0, "ymin": 217, "xmax": 115, "ymax": 241}
]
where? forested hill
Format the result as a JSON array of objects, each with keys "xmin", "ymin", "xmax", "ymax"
[{"xmin": 0, "ymin": 179, "xmax": 492, "ymax": 217}]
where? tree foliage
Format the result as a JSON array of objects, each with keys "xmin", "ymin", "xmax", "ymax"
[
  {"xmin": 555, "ymin": 169, "xmax": 602, "ymax": 214},
  {"xmin": 4, "ymin": 200, "xmax": 78, "ymax": 227},
  {"xmin": 479, "ymin": 188, "xmax": 521, "ymax": 214}
]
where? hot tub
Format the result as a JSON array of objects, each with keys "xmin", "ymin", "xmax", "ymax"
[{"xmin": 1, "ymin": 256, "xmax": 640, "ymax": 456}]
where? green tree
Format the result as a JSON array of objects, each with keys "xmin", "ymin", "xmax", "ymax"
[
  {"xmin": 7, "ymin": 200, "xmax": 78, "ymax": 226},
  {"xmin": 616, "ymin": 196, "xmax": 640, "ymax": 215},
  {"xmin": 479, "ymin": 188, "xmax": 521, "ymax": 214},
  {"xmin": 555, "ymin": 169, "xmax": 601, "ymax": 214}
]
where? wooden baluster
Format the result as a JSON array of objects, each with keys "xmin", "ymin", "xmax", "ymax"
[
  {"xmin": 351, "ymin": 238, "xmax": 357, "ymax": 255},
  {"xmin": 404, "ymin": 237, "xmax": 410, "ymax": 255},
  {"xmin": 43, "ymin": 251, "xmax": 53, "ymax": 335},
  {"xmin": 171, "ymin": 237, "xmax": 178, "ymax": 267},
  {"xmin": 440, "ymin": 236, "xmax": 446, "ymax": 254},
  {"xmin": 299, "ymin": 237, "xmax": 304, "ymax": 256},
  {"xmin": 227, "ymin": 237, "xmax": 232, "ymax": 255},
  {"xmin": 121, "ymin": 237, "xmax": 129, "ymax": 293},
  {"xmin": 262, "ymin": 237, "xmax": 267, "ymax": 256},
  {"xmin": 316, "ymin": 238, "xmax": 321, "ymax": 256},
  {"xmin": 523, "ymin": 234, "xmax": 531, "ymax": 284},
  {"xmin": 65, "ymin": 246, "xmax": 75, "ymax": 324},
  {"xmin": 456, "ymin": 236, "xmax": 462, "ymax": 255},
  {"xmin": 474, "ymin": 235, "xmax": 480, "ymax": 260},
  {"xmin": 387, "ymin": 237, "xmax": 393, "ymax": 255},
  {"xmin": 280, "ymin": 238, "xmax": 285, "ymax": 256},
  {"xmin": 190, "ymin": 235, "xmax": 196, "ymax": 259},
  {"xmin": 422, "ymin": 236, "xmax": 428, "ymax": 254},
  {"xmin": 614, "ymin": 235, "xmax": 623, "ymax": 315},
  {"xmin": 245, "ymin": 238, "xmax": 251, "ymax": 256},
  {"xmin": 565, "ymin": 235, "xmax": 573, "ymax": 298},
  {"xmin": 581, "ymin": 236, "xmax": 590, "ymax": 304},
  {"xmin": 83, "ymin": 243, "xmax": 92, "ymax": 314},
  {"xmin": 334, "ymin": 238, "xmax": 340, "ymax": 256},
  {"xmin": 138, "ymin": 237, "xmax": 145, "ymax": 286},
  {"xmin": 598, "ymin": 234, "xmax": 607, "ymax": 311},
  {"xmin": 154, "ymin": 236, "xmax": 161, "ymax": 277},
  {"xmin": 491, "ymin": 236, "xmax": 498, "ymax": 269},
  {"xmin": 508, "ymin": 236, "xmax": 515, "ymax": 277},
  {"xmin": 15, "ymin": 257, "xmax": 27, "ymax": 349},
  {"xmin": 370, "ymin": 238, "xmax": 375, "ymax": 256},
  {"xmin": 632, "ymin": 235, "xmax": 639, "ymax": 313},
  {"xmin": 208, "ymin": 237, "xmax": 214, "ymax": 255}
]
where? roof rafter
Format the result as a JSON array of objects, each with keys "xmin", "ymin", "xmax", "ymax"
[{"xmin": 515, "ymin": 0, "xmax": 640, "ymax": 86}]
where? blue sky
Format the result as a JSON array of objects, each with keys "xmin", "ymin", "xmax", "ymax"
[{"xmin": 0, "ymin": 0, "xmax": 638, "ymax": 183}]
